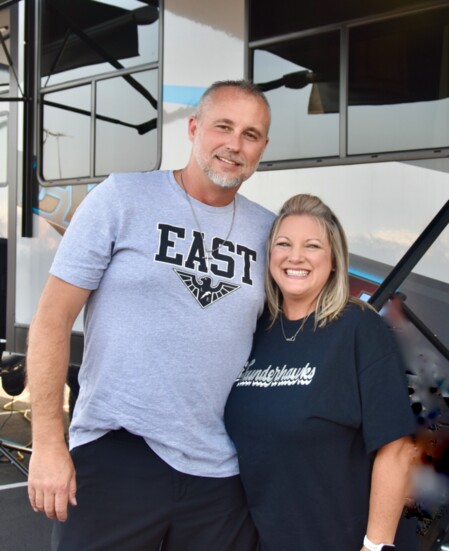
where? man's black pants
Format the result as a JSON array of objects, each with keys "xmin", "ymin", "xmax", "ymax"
[{"xmin": 52, "ymin": 429, "xmax": 258, "ymax": 551}]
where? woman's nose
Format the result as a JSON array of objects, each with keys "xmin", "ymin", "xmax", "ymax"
[{"xmin": 288, "ymin": 248, "xmax": 305, "ymax": 262}]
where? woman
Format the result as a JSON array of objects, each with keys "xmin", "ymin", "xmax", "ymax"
[{"xmin": 225, "ymin": 194, "xmax": 416, "ymax": 551}]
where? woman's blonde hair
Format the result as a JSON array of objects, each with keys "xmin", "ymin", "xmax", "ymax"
[{"xmin": 266, "ymin": 194, "xmax": 366, "ymax": 328}]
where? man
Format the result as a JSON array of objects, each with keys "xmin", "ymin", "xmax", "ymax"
[{"xmin": 26, "ymin": 80, "xmax": 273, "ymax": 550}]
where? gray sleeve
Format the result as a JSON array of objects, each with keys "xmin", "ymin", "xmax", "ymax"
[{"xmin": 50, "ymin": 175, "xmax": 119, "ymax": 290}]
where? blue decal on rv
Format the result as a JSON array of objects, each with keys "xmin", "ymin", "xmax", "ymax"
[{"xmin": 162, "ymin": 85, "xmax": 207, "ymax": 106}]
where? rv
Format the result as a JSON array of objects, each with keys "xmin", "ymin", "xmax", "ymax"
[{"xmin": 1, "ymin": 0, "xmax": 449, "ymax": 548}]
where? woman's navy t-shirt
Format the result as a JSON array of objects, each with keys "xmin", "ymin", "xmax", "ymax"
[{"xmin": 225, "ymin": 304, "xmax": 415, "ymax": 551}]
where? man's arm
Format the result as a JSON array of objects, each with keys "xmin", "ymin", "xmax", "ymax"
[
  {"xmin": 361, "ymin": 435, "xmax": 416, "ymax": 550},
  {"xmin": 27, "ymin": 275, "xmax": 91, "ymax": 522}
]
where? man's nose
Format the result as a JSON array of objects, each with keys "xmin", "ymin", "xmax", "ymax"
[{"xmin": 224, "ymin": 132, "xmax": 242, "ymax": 151}]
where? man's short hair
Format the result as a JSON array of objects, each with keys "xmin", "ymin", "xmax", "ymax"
[{"xmin": 197, "ymin": 80, "xmax": 271, "ymax": 122}]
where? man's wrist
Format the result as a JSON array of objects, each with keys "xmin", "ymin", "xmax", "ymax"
[{"xmin": 363, "ymin": 535, "xmax": 396, "ymax": 551}]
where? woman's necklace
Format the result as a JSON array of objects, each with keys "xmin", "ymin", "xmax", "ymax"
[
  {"xmin": 179, "ymin": 170, "xmax": 236, "ymax": 265},
  {"xmin": 279, "ymin": 313, "xmax": 310, "ymax": 342}
]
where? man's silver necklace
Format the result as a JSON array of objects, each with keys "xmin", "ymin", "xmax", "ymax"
[
  {"xmin": 280, "ymin": 313, "xmax": 309, "ymax": 342},
  {"xmin": 179, "ymin": 170, "xmax": 236, "ymax": 264}
]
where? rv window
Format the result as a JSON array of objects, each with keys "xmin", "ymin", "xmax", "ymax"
[
  {"xmin": 0, "ymin": 113, "xmax": 6, "ymax": 185},
  {"xmin": 95, "ymin": 70, "xmax": 158, "ymax": 176},
  {"xmin": 0, "ymin": 6, "xmax": 11, "ymax": 96},
  {"xmin": 348, "ymin": 8, "xmax": 449, "ymax": 155},
  {"xmin": 248, "ymin": 0, "xmax": 439, "ymax": 41},
  {"xmin": 38, "ymin": 0, "xmax": 160, "ymax": 184},
  {"xmin": 40, "ymin": 0, "xmax": 159, "ymax": 87},
  {"xmin": 249, "ymin": 0, "xmax": 449, "ymax": 167},
  {"xmin": 1, "ymin": 4, "xmax": 21, "ymax": 187},
  {"xmin": 253, "ymin": 31, "xmax": 340, "ymax": 162},
  {"xmin": 42, "ymin": 86, "xmax": 91, "ymax": 180}
]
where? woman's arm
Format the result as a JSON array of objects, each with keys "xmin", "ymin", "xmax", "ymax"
[{"xmin": 361, "ymin": 435, "xmax": 416, "ymax": 550}]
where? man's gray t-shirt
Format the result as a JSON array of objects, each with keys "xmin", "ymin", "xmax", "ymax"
[{"xmin": 50, "ymin": 170, "xmax": 274, "ymax": 477}]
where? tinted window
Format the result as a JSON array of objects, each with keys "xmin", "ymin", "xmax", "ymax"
[
  {"xmin": 254, "ymin": 32, "xmax": 340, "ymax": 161},
  {"xmin": 249, "ymin": 0, "xmax": 444, "ymax": 41},
  {"xmin": 40, "ymin": 0, "xmax": 159, "ymax": 87},
  {"xmin": 39, "ymin": 0, "xmax": 160, "ymax": 184},
  {"xmin": 348, "ymin": 8, "xmax": 449, "ymax": 154},
  {"xmin": 42, "ymin": 86, "xmax": 91, "ymax": 180},
  {"xmin": 0, "ymin": 112, "xmax": 7, "ymax": 185},
  {"xmin": 95, "ymin": 70, "xmax": 158, "ymax": 176},
  {"xmin": 249, "ymin": 0, "xmax": 449, "ymax": 166},
  {"xmin": 0, "ymin": 5, "xmax": 16, "ymax": 187}
]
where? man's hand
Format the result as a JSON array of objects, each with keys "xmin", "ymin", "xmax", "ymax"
[{"xmin": 28, "ymin": 443, "xmax": 77, "ymax": 522}]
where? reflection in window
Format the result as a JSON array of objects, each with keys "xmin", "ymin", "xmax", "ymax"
[
  {"xmin": 348, "ymin": 8, "xmax": 449, "ymax": 154},
  {"xmin": 0, "ymin": 7, "xmax": 11, "ymax": 96},
  {"xmin": 39, "ymin": 0, "xmax": 160, "ymax": 183},
  {"xmin": 41, "ymin": 0, "xmax": 159, "ymax": 87},
  {"xmin": 42, "ymin": 86, "xmax": 91, "ymax": 180},
  {"xmin": 254, "ymin": 32, "xmax": 340, "ymax": 161},
  {"xmin": 248, "ymin": 0, "xmax": 438, "ymax": 42},
  {"xmin": 0, "ymin": 112, "xmax": 7, "ymax": 185},
  {"xmin": 249, "ymin": 1, "xmax": 449, "ymax": 166},
  {"xmin": 95, "ymin": 70, "xmax": 158, "ymax": 176}
]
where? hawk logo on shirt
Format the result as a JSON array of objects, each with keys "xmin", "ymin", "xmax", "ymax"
[{"xmin": 174, "ymin": 269, "xmax": 240, "ymax": 308}]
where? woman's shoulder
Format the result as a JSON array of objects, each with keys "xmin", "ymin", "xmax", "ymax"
[
  {"xmin": 340, "ymin": 301, "xmax": 399, "ymax": 353},
  {"xmin": 339, "ymin": 300, "xmax": 384, "ymax": 328}
]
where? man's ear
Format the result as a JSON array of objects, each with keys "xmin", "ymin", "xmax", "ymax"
[{"xmin": 188, "ymin": 115, "xmax": 198, "ymax": 142}]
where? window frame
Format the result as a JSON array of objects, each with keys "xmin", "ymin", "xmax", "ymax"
[
  {"xmin": 36, "ymin": 0, "xmax": 163, "ymax": 188},
  {"xmin": 246, "ymin": 0, "xmax": 449, "ymax": 170}
]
